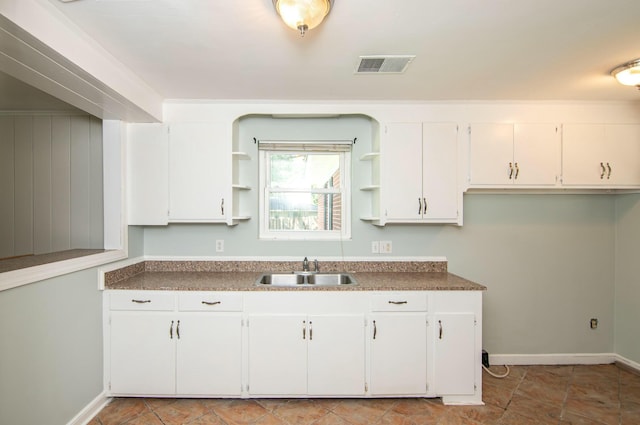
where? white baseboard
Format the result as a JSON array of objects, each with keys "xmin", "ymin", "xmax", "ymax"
[
  {"xmin": 615, "ymin": 354, "xmax": 640, "ymax": 373},
  {"xmin": 66, "ymin": 392, "xmax": 110, "ymax": 425},
  {"xmin": 489, "ymin": 353, "xmax": 617, "ymax": 366}
]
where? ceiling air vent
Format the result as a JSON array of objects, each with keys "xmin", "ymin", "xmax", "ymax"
[{"xmin": 355, "ymin": 55, "xmax": 416, "ymax": 74}]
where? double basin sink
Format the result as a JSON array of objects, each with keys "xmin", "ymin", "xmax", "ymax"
[{"xmin": 255, "ymin": 272, "xmax": 356, "ymax": 287}]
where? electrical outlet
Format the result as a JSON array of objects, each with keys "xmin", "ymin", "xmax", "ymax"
[
  {"xmin": 371, "ymin": 241, "xmax": 380, "ymax": 254},
  {"xmin": 590, "ymin": 318, "xmax": 598, "ymax": 329},
  {"xmin": 215, "ymin": 240, "xmax": 224, "ymax": 252},
  {"xmin": 380, "ymin": 240, "xmax": 392, "ymax": 254}
]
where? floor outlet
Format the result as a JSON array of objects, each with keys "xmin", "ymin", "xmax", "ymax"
[{"xmin": 216, "ymin": 240, "xmax": 224, "ymax": 252}]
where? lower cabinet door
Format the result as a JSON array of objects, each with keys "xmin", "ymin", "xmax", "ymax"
[
  {"xmin": 110, "ymin": 312, "xmax": 176, "ymax": 395},
  {"xmin": 433, "ymin": 312, "xmax": 476, "ymax": 395},
  {"xmin": 370, "ymin": 313, "xmax": 427, "ymax": 395},
  {"xmin": 307, "ymin": 315, "xmax": 366, "ymax": 396},
  {"xmin": 176, "ymin": 314, "xmax": 242, "ymax": 396},
  {"xmin": 248, "ymin": 314, "xmax": 307, "ymax": 395}
]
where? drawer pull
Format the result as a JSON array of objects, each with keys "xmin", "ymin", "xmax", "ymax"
[
  {"xmin": 131, "ymin": 299, "xmax": 151, "ymax": 304},
  {"xmin": 309, "ymin": 321, "xmax": 313, "ymax": 340},
  {"xmin": 373, "ymin": 320, "xmax": 377, "ymax": 339},
  {"xmin": 439, "ymin": 320, "xmax": 443, "ymax": 340},
  {"xmin": 202, "ymin": 301, "xmax": 221, "ymax": 306},
  {"xmin": 388, "ymin": 301, "xmax": 408, "ymax": 305},
  {"xmin": 176, "ymin": 320, "xmax": 180, "ymax": 339},
  {"xmin": 302, "ymin": 320, "xmax": 306, "ymax": 340},
  {"xmin": 170, "ymin": 320, "xmax": 174, "ymax": 339}
]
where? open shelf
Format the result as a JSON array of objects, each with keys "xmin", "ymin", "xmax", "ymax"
[
  {"xmin": 232, "ymin": 151, "xmax": 251, "ymax": 160},
  {"xmin": 360, "ymin": 152, "xmax": 380, "ymax": 161}
]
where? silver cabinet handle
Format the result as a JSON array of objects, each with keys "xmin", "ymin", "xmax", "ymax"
[
  {"xmin": 202, "ymin": 301, "xmax": 221, "ymax": 306},
  {"xmin": 607, "ymin": 162, "xmax": 612, "ymax": 179},
  {"xmin": 131, "ymin": 299, "xmax": 151, "ymax": 304},
  {"xmin": 438, "ymin": 320, "xmax": 443, "ymax": 340},
  {"xmin": 373, "ymin": 320, "xmax": 377, "ymax": 340},
  {"xmin": 418, "ymin": 198, "xmax": 422, "ymax": 215},
  {"xmin": 176, "ymin": 320, "xmax": 180, "ymax": 339},
  {"xmin": 514, "ymin": 162, "xmax": 519, "ymax": 179},
  {"xmin": 388, "ymin": 301, "xmax": 407, "ymax": 305},
  {"xmin": 169, "ymin": 320, "xmax": 174, "ymax": 339},
  {"xmin": 508, "ymin": 162, "xmax": 514, "ymax": 179},
  {"xmin": 309, "ymin": 321, "xmax": 313, "ymax": 341},
  {"xmin": 423, "ymin": 197, "xmax": 427, "ymax": 214},
  {"xmin": 302, "ymin": 320, "xmax": 306, "ymax": 340},
  {"xmin": 600, "ymin": 162, "xmax": 606, "ymax": 179},
  {"xmin": 221, "ymin": 198, "xmax": 224, "ymax": 215}
]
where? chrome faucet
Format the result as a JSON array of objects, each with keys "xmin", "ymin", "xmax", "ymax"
[{"xmin": 302, "ymin": 257, "xmax": 309, "ymax": 272}]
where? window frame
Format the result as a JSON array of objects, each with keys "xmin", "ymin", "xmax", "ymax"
[{"xmin": 259, "ymin": 149, "xmax": 351, "ymax": 240}]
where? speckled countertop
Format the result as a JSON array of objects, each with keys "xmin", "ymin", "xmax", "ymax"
[{"xmin": 104, "ymin": 261, "xmax": 486, "ymax": 292}]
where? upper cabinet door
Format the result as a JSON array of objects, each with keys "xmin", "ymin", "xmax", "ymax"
[
  {"xmin": 513, "ymin": 124, "xmax": 561, "ymax": 186},
  {"xmin": 562, "ymin": 124, "xmax": 640, "ymax": 187},
  {"xmin": 127, "ymin": 123, "xmax": 169, "ymax": 225},
  {"xmin": 380, "ymin": 123, "xmax": 423, "ymax": 221},
  {"xmin": 168, "ymin": 122, "xmax": 231, "ymax": 222},
  {"xmin": 469, "ymin": 123, "xmax": 560, "ymax": 187},
  {"xmin": 562, "ymin": 124, "xmax": 607, "ymax": 186},
  {"xmin": 605, "ymin": 124, "xmax": 640, "ymax": 186},
  {"xmin": 468, "ymin": 123, "xmax": 514, "ymax": 186},
  {"xmin": 422, "ymin": 123, "xmax": 458, "ymax": 221}
]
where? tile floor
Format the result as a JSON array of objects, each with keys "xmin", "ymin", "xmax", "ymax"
[{"xmin": 90, "ymin": 364, "xmax": 640, "ymax": 425}]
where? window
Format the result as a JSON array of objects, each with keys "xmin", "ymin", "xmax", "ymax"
[{"xmin": 259, "ymin": 142, "xmax": 351, "ymax": 240}]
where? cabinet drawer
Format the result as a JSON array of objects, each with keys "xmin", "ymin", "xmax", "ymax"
[
  {"xmin": 178, "ymin": 292, "xmax": 243, "ymax": 311},
  {"xmin": 371, "ymin": 293, "xmax": 427, "ymax": 312},
  {"xmin": 110, "ymin": 291, "xmax": 175, "ymax": 311}
]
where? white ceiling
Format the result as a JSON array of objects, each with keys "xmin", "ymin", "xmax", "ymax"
[{"xmin": 23, "ymin": 0, "xmax": 640, "ymax": 103}]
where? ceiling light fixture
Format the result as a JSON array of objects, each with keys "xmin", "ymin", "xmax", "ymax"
[
  {"xmin": 273, "ymin": 0, "xmax": 333, "ymax": 37},
  {"xmin": 611, "ymin": 58, "xmax": 640, "ymax": 89}
]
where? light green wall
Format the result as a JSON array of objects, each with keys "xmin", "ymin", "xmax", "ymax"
[
  {"xmin": 614, "ymin": 194, "xmax": 640, "ymax": 364},
  {"xmin": 143, "ymin": 116, "xmax": 618, "ymax": 356},
  {"xmin": 0, "ymin": 268, "xmax": 103, "ymax": 425}
]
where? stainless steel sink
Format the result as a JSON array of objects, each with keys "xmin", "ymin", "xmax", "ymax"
[
  {"xmin": 307, "ymin": 273, "xmax": 355, "ymax": 286},
  {"xmin": 256, "ymin": 273, "xmax": 305, "ymax": 286},
  {"xmin": 255, "ymin": 273, "xmax": 357, "ymax": 287}
]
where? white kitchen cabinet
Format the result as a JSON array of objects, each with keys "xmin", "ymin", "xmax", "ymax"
[
  {"xmin": 432, "ymin": 291, "xmax": 482, "ymax": 404},
  {"xmin": 369, "ymin": 292, "xmax": 428, "ymax": 396},
  {"xmin": 108, "ymin": 291, "xmax": 242, "ymax": 396},
  {"xmin": 127, "ymin": 123, "xmax": 169, "ymax": 225},
  {"xmin": 370, "ymin": 313, "xmax": 427, "ymax": 395},
  {"xmin": 176, "ymin": 314, "xmax": 243, "ymax": 395},
  {"xmin": 106, "ymin": 288, "xmax": 482, "ymax": 404},
  {"xmin": 110, "ymin": 311, "xmax": 176, "ymax": 395},
  {"xmin": 379, "ymin": 122, "xmax": 459, "ymax": 224},
  {"xmin": 433, "ymin": 313, "xmax": 475, "ymax": 396},
  {"xmin": 469, "ymin": 123, "xmax": 560, "ymax": 187},
  {"xmin": 247, "ymin": 313, "xmax": 366, "ymax": 396},
  {"xmin": 168, "ymin": 122, "xmax": 231, "ymax": 222},
  {"xmin": 562, "ymin": 124, "xmax": 640, "ymax": 187}
]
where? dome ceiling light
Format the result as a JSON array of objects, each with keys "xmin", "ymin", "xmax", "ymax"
[
  {"xmin": 272, "ymin": 0, "xmax": 333, "ymax": 37},
  {"xmin": 611, "ymin": 58, "xmax": 640, "ymax": 89}
]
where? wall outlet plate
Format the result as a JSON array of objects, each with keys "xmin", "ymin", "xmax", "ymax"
[
  {"xmin": 216, "ymin": 240, "xmax": 224, "ymax": 252},
  {"xmin": 371, "ymin": 241, "xmax": 380, "ymax": 253},
  {"xmin": 380, "ymin": 240, "xmax": 392, "ymax": 254}
]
